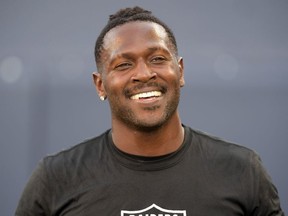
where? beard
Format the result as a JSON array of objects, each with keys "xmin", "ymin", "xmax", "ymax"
[{"xmin": 108, "ymin": 82, "xmax": 181, "ymax": 132}]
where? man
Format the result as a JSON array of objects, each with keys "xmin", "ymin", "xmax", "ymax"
[{"xmin": 16, "ymin": 6, "xmax": 284, "ymax": 216}]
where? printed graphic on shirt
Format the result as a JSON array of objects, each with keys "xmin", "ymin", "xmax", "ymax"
[{"xmin": 121, "ymin": 203, "xmax": 187, "ymax": 216}]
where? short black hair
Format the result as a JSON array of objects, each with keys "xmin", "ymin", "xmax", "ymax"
[{"xmin": 94, "ymin": 6, "xmax": 178, "ymax": 72}]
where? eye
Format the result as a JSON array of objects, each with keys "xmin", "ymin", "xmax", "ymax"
[
  {"xmin": 114, "ymin": 62, "xmax": 132, "ymax": 71},
  {"xmin": 150, "ymin": 56, "xmax": 166, "ymax": 64}
]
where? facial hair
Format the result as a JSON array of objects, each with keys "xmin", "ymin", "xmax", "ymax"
[{"xmin": 108, "ymin": 81, "xmax": 181, "ymax": 132}]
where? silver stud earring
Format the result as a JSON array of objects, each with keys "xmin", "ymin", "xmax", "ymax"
[{"xmin": 100, "ymin": 96, "xmax": 106, "ymax": 101}]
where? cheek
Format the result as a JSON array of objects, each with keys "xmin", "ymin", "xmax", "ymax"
[
  {"xmin": 103, "ymin": 74, "xmax": 126, "ymax": 95},
  {"xmin": 159, "ymin": 65, "xmax": 182, "ymax": 83}
]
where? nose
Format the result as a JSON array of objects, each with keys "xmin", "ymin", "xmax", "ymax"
[{"xmin": 131, "ymin": 60, "xmax": 156, "ymax": 83}]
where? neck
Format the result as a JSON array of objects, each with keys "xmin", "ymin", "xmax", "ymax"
[{"xmin": 111, "ymin": 113, "xmax": 184, "ymax": 157}]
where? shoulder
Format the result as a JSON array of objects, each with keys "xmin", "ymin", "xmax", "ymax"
[
  {"xmin": 41, "ymin": 130, "xmax": 111, "ymax": 180},
  {"xmin": 185, "ymin": 126, "xmax": 284, "ymax": 213},
  {"xmin": 185, "ymin": 126, "xmax": 258, "ymax": 166},
  {"xmin": 46, "ymin": 129, "xmax": 110, "ymax": 162},
  {"xmin": 15, "ymin": 130, "xmax": 112, "ymax": 214},
  {"xmin": 185, "ymin": 126, "xmax": 263, "ymax": 189}
]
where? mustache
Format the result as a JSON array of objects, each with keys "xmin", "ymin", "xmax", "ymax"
[{"xmin": 124, "ymin": 82, "xmax": 167, "ymax": 97}]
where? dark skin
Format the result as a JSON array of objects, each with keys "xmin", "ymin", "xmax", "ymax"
[{"xmin": 93, "ymin": 21, "xmax": 185, "ymax": 156}]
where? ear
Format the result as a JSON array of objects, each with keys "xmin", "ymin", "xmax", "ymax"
[
  {"xmin": 178, "ymin": 57, "xmax": 185, "ymax": 87},
  {"xmin": 92, "ymin": 72, "xmax": 106, "ymax": 98}
]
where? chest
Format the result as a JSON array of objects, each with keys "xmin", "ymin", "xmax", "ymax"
[{"xmin": 51, "ymin": 165, "xmax": 250, "ymax": 216}]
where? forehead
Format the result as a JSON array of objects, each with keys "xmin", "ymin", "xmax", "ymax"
[{"xmin": 102, "ymin": 21, "xmax": 170, "ymax": 54}]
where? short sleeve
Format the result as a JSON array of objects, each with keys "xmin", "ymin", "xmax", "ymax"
[
  {"xmin": 252, "ymin": 154, "xmax": 285, "ymax": 216},
  {"xmin": 15, "ymin": 159, "xmax": 51, "ymax": 216}
]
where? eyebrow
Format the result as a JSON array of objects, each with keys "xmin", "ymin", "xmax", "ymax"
[{"xmin": 147, "ymin": 46, "xmax": 171, "ymax": 55}]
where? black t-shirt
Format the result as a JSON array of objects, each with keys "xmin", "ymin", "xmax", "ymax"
[{"xmin": 15, "ymin": 126, "xmax": 284, "ymax": 215}]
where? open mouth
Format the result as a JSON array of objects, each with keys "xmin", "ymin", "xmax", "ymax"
[{"xmin": 130, "ymin": 91, "xmax": 162, "ymax": 100}]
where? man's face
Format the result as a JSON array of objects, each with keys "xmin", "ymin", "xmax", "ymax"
[{"xmin": 94, "ymin": 21, "xmax": 185, "ymax": 131}]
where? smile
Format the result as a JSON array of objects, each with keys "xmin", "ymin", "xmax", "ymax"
[{"xmin": 130, "ymin": 91, "xmax": 162, "ymax": 100}]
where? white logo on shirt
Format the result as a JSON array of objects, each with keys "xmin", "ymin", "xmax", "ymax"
[{"xmin": 121, "ymin": 203, "xmax": 186, "ymax": 216}]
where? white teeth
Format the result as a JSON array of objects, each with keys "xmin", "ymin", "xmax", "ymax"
[{"xmin": 130, "ymin": 91, "xmax": 162, "ymax": 100}]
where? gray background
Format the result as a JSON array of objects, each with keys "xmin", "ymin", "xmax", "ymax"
[{"xmin": 0, "ymin": 0, "xmax": 287, "ymax": 215}]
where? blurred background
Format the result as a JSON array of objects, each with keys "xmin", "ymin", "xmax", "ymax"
[{"xmin": 0, "ymin": 0, "xmax": 287, "ymax": 215}]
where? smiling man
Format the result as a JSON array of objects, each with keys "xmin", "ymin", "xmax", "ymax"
[
  {"xmin": 16, "ymin": 6, "xmax": 284, "ymax": 216},
  {"xmin": 93, "ymin": 20, "xmax": 185, "ymax": 156}
]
